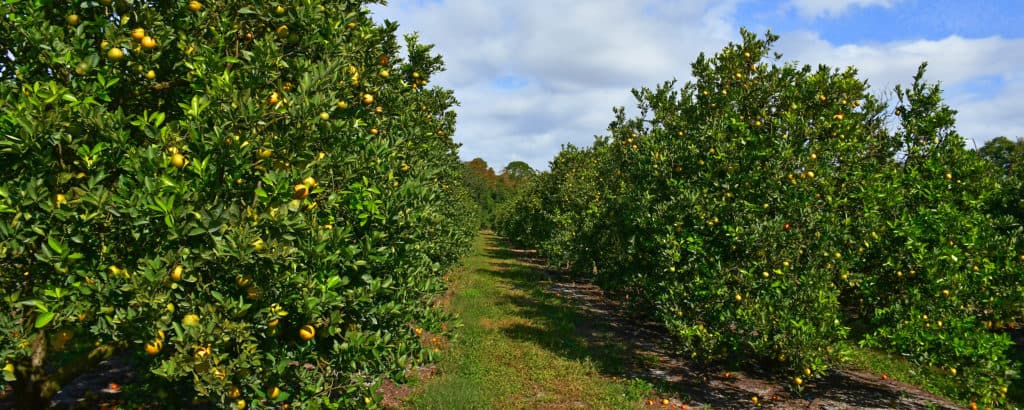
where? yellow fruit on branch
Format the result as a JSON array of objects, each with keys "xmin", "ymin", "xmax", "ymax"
[
  {"xmin": 107, "ymin": 47, "xmax": 124, "ymax": 60},
  {"xmin": 66, "ymin": 14, "xmax": 80, "ymax": 26},
  {"xmin": 299, "ymin": 324, "xmax": 315, "ymax": 341},
  {"xmin": 362, "ymin": 94, "xmax": 374, "ymax": 104},
  {"xmin": 141, "ymin": 36, "xmax": 157, "ymax": 49},
  {"xmin": 293, "ymin": 183, "xmax": 310, "ymax": 199},
  {"xmin": 132, "ymin": 28, "xmax": 146, "ymax": 40},
  {"xmin": 171, "ymin": 153, "xmax": 186, "ymax": 168},
  {"xmin": 171, "ymin": 265, "xmax": 184, "ymax": 281},
  {"xmin": 144, "ymin": 339, "xmax": 162, "ymax": 355},
  {"xmin": 303, "ymin": 176, "xmax": 317, "ymax": 187},
  {"xmin": 188, "ymin": 1, "xmax": 202, "ymax": 11},
  {"xmin": 182, "ymin": 314, "xmax": 200, "ymax": 327},
  {"xmin": 236, "ymin": 275, "xmax": 252, "ymax": 287},
  {"xmin": 267, "ymin": 386, "xmax": 280, "ymax": 400}
]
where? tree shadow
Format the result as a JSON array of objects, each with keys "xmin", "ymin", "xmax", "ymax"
[{"xmin": 476, "ymin": 233, "xmax": 961, "ymax": 409}]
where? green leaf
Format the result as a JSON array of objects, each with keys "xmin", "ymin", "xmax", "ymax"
[{"xmin": 34, "ymin": 312, "xmax": 55, "ymax": 328}]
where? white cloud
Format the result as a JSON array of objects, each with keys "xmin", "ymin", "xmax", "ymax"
[
  {"xmin": 371, "ymin": 0, "xmax": 743, "ymax": 170},
  {"xmin": 370, "ymin": 1, "xmax": 1023, "ymax": 170},
  {"xmin": 786, "ymin": 0, "xmax": 900, "ymax": 19}
]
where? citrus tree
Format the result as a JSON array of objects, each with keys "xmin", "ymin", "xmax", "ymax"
[
  {"xmin": 501, "ymin": 30, "xmax": 1023, "ymax": 406},
  {"xmin": 0, "ymin": 0, "xmax": 475, "ymax": 408}
]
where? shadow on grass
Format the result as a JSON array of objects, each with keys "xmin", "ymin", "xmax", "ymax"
[{"xmin": 475, "ymin": 234, "xmax": 962, "ymax": 409}]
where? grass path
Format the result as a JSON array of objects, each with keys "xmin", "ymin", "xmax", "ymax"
[
  {"xmin": 397, "ymin": 233, "xmax": 990, "ymax": 410},
  {"xmin": 403, "ymin": 233, "xmax": 646, "ymax": 409}
]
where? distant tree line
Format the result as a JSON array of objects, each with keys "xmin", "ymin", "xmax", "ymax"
[{"xmin": 463, "ymin": 158, "xmax": 536, "ymax": 228}]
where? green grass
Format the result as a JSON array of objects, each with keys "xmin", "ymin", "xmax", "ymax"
[{"xmin": 404, "ymin": 233, "xmax": 647, "ymax": 409}]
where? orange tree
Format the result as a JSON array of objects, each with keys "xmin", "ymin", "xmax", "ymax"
[
  {"xmin": 0, "ymin": 0, "xmax": 475, "ymax": 408},
  {"xmin": 501, "ymin": 30, "xmax": 1022, "ymax": 406}
]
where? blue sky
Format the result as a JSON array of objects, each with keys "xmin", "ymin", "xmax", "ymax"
[{"xmin": 370, "ymin": 0, "xmax": 1024, "ymax": 170}]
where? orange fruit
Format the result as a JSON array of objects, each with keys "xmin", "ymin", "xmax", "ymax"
[
  {"xmin": 362, "ymin": 94, "xmax": 374, "ymax": 104},
  {"xmin": 188, "ymin": 1, "xmax": 202, "ymax": 11},
  {"xmin": 171, "ymin": 153, "xmax": 185, "ymax": 168},
  {"xmin": 145, "ymin": 70, "xmax": 156, "ymax": 80},
  {"xmin": 299, "ymin": 325, "xmax": 315, "ymax": 341},
  {"xmin": 132, "ymin": 28, "xmax": 146, "ymax": 40},
  {"xmin": 145, "ymin": 339, "xmax": 162, "ymax": 355},
  {"xmin": 141, "ymin": 36, "xmax": 157, "ymax": 49},
  {"xmin": 66, "ymin": 14, "xmax": 80, "ymax": 26},
  {"xmin": 171, "ymin": 265, "xmax": 184, "ymax": 281},
  {"xmin": 107, "ymin": 47, "xmax": 124, "ymax": 60},
  {"xmin": 293, "ymin": 184, "xmax": 309, "ymax": 199},
  {"xmin": 266, "ymin": 386, "xmax": 280, "ymax": 400}
]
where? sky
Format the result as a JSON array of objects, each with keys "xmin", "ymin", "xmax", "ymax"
[{"xmin": 368, "ymin": 0, "xmax": 1024, "ymax": 171}]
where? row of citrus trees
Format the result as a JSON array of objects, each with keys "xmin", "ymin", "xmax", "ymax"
[
  {"xmin": 497, "ymin": 30, "xmax": 1023, "ymax": 406},
  {"xmin": 0, "ymin": 0, "xmax": 476, "ymax": 408}
]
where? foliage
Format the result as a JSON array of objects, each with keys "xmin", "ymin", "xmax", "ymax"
[
  {"xmin": 499, "ymin": 29, "xmax": 1023, "ymax": 406},
  {"xmin": 464, "ymin": 158, "xmax": 533, "ymax": 229},
  {"xmin": 0, "ymin": 0, "xmax": 475, "ymax": 408}
]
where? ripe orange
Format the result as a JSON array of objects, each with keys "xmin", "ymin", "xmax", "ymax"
[
  {"xmin": 267, "ymin": 386, "xmax": 280, "ymax": 400},
  {"xmin": 235, "ymin": 399, "xmax": 246, "ymax": 410},
  {"xmin": 132, "ymin": 28, "xmax": 146, "ymax": 40},
  {"xmin": 268, "ymin": 92, "xmax": 280, "ymax": 104},
  {"xmin": 145, "ymin": 339, "xmax": 162, "ymax": 355},
  {"xmin": 319, "ymin": 112, "xmax": 330, "ymax": 121},
  {"xmin": 66, "ymin": 14, "xmax": 80, "ymax": 26},
  {"xmin": 107, "ymin": 47, "xmax": 124, "ymax": 60},
  {"xmin": 293, "ymin": 184, "xmax": 309, "ymax": 199},
  {"xmin": 171, "ymin": 153, "xmax": 186, "ymax": 168},
  {"xmin": 188, "ymin": 1, "xmax": 203, "ymax": 11},
  {"xmin": 362, "ymin": 93, "xmax": 374, "ymax": 104},
  {"xmin": 228, "ymin": 386, "xmax": 241, "ymax": 399},
  {"xmin": 369, "ymin": 128, "xmax": 379, "ymax": 135},
  {"xmin": 141, "ymin": 36, "xmax": 157, "ymax": 49},
  {"xmin": 794, "ymin": 376, "xmax": 802, "ymax": 385},
  {"xmin": 299, "ymin": 325, "xmax": 315, "ymax": 341},
  {"xmin": 145, "ymin": 70, "xmax": 156, "ymax": 80},
  {"xmin": 171, "ymin": 265, "xmax": 184, "ymax": 281},
  {"xmin": 303, "ymin": 176, "xmax": 317, "ymax": 187},
  {"xmin": 336, "ymin": 101, "xmax": 349, "ymax": 109}
]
